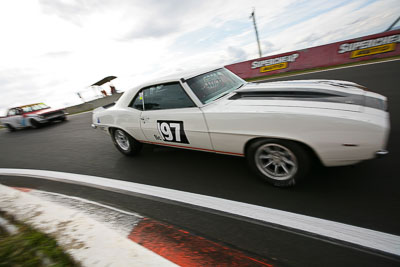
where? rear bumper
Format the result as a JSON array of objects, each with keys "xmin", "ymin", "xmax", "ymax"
[{"xmin": 91, "ymin": 123, "xmax": 110, "ymax": 135}]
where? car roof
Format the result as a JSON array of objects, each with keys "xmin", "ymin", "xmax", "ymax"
[
  {"xmin": 137, "ymin": 66, "xmax": 222, "ymax": 88},
  {"xmin": 117, "ymin": 66, "xmax": 223, "ymax": 107},
  {"xmin": 10, "ymin": 103, "xmax": 46, "ymax": 110}
]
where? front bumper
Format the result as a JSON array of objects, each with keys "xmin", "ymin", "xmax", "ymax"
[
  {"xmin": 375, "ymin": 150, "xmax": 389, "ymax": 158},
  {"xmin": 39, "ymin": 112, "xmax": 67, "ymax": 122}
]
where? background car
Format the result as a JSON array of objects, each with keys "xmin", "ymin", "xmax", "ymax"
[{"xmin": 1, "ymin": 103, "xmax": 67, "ymax": 131}]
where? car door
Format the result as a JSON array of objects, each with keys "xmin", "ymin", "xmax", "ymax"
[
  {"xmin": 135, "ymin": 82, "xmax": 213, "ymax": 151},
  {"xmin": 7, "ymin": 108, "xmax": 23, "ymax": 128}
]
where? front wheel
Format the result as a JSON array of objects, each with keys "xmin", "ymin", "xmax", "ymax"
[
  {"xmin": 246, "ymin": 139, "xmax": 310, "ymax": 187},
  {"xmin": 30, "ymin": 119, "xmax": 41, "ymax": 129},
  {"xmin": 111, "ymin": 129, "xmax": 142, "ymax": 156}
]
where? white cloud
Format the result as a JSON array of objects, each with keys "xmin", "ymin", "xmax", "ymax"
[
  {"xmin": 257, "ymin": 0, "xmax": 400, "ymax": 54},
  {"xmin": 227, "ymin": 46, "xmax": 248, "ymax": 63},
  {"xmin": 0, "ymin": 0, "xmax": 399, "ymax": 115}
]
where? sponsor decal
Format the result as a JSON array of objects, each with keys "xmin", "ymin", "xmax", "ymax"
[
  {"xmin": 338, "ymin": 34, "xmax": 400, "ymax": 58},
  {"xmin": 350, "ymin": 43, "xmax": 396, "ymax": 58},
  {"xmin": 260, "ymin": 62, "xmax": 288, "ymax": 72},
  {"xmin": 251, "ymin": 53, "xmax": 299, "ymax": 72},
  {"xmin": 157, "ymin": 120, "xmax": 189, "ymax": 144},
  {"xmin": 203, "ymin": 72, "xmax": 223, "ymax": 90}
]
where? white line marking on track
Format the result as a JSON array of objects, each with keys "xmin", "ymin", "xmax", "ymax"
[
  {"xmin": 33, "ymin": 190, "xmax": 143, "ymax": 218},
  {"xmin": 1, "ymin": 168, "xmax": 399, "ymax": 256},
  {"xmin": 28, "ymin": 189, "xmax": 143, "ymax": 237},
  {"xmin": 0, "ymin": 184, "xmax": 177, "ymax": 267},
  {"xmin": 0, "ymin": 216, "xmax": 19, "ymax": 235}
]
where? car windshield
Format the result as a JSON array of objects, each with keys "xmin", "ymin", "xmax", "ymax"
[
  {"xmin": 21, "ymin": 103, "xmax": 49, "ymax": 113},
  {"xmin": 187, "ymin": 68, "xmax": 245, "ymax": 104}
]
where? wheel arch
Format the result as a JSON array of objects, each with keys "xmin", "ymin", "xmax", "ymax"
[
  {"xmin": 4, "ymin": 123, "xmax": 16, "ymax": 132},
  {"xmin": 108, "ymin": 126, "xmax": 116, "ymax": 135},
  {"xmin": 108, "ymin": 126, "xmax": 143, "ymax": 156},
  {"xmin": 108, "ymin": 126, "xmax": 138, "ymax": 140},
  {"xmin": 29, "ymin": 118, "xmax": 40, "ymax": 127},
  {"xmin": 244, "ymin": 137, "xmax": 323, "ymax": 166}
]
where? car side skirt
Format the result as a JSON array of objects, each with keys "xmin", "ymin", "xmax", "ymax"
[{"xmin": 138, "ymin": 140, "xmax": 245, "ymax": 157}]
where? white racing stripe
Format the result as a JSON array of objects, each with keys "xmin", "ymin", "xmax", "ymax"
[{"xmin": 0, "ymin": 168, "xmax": 399, "ymax": 257}]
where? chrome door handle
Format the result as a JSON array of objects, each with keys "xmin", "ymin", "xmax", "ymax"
[{"xmin": 140, "ymin": 117, "xmax": 149, "ymax": 123}]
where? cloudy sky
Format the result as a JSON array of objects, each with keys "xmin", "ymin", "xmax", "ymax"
[{"xmin": 1, "ymin": 0, "xmax": 399, "ymax": 115}]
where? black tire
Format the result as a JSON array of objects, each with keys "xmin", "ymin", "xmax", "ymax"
[
  {"xmin": 30, "ymin": 119, "xmax": 41, "ymax": 129},
  {"xmin": 5, "ymin": 124, "xmax": 16, "ymax": 132},
  {"xmin": 111, "ymin": 128, "xmax": 142, "ymax": 156},
  {"xmin": 60, "ymin": 116, "xmax": 67, "ymax": 121},
  {"xmin": 246, "ymin": 139, "xmax": 310, "ymax": 187}
]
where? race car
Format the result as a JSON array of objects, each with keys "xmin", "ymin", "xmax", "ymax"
[
  {"xmin": 1, "ymin": 103, "xmax": 67, "ymax": 131},
  {"xmin": 92, "ymin": 67, "xmax": 390, "ymax": 187}
]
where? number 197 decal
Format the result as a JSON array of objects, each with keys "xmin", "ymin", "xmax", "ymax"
[{"xmin": 157, "ymin": 120, "xmax": 189, "ymax": 144}]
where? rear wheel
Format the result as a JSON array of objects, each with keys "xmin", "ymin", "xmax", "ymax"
[
  {"xmin": 111, "ymin": 129, "xmax": 142, "ymax": 156},
  {"xmin": 247, "ymin": 139, "xmax": 310, "ymax": 187},
  {"xmin": 5, "ymin": 124, "xmax": 16, "ymax": 132}
]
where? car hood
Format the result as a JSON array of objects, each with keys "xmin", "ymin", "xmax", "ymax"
[{"xmin": 220, "ymin": 80, "xmax": 386, "ymax": 112}]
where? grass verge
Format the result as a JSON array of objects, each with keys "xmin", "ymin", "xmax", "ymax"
[
  {"xmin": 68, "ymin": 109, "xmax": 93, "ymax": 116},
  {"xmin": 0, "ymin": 211, "xmax": 79, "ymax": 266},
  {"xmin": 246, "ymin": 55, "xmax": 400, "ymax": 82}
]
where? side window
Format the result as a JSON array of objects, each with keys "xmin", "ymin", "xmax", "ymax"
[
  {"xmin": 130, "ymin": 92, "xmax": 144, "ymax": 110},
  {"xmin": 143, "ymin": 83, "xmax": 195, "ymax": 111},
  {"xmin": 129, "ymin": 83, "xmax": 195, "ymax": 111},
  {"xmin": 8, "ymin": 109, "xmax": 16, "ymax": 116}
]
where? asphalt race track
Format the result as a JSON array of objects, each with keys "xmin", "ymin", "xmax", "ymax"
[{"xmin": 0, "ymin": 60, "xmax": 399, "ymax": 266}]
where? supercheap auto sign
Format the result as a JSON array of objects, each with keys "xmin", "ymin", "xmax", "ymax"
[
  {"xmin": 225, "ymin": 29, "xmax": 400, "ymax": 80},
  {"xmin": 251, "ymin": 53, "xmax": 299, "ymax": 73},
  {"xmin": 338, "ymin": 34, "xmax": 400, "ymax": 58}
]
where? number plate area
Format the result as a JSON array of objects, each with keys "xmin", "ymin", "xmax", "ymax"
[
  {"xmin": 156, "ymin": 120, "xmax": 189, "ymax": 144},
  {"xmin": 138, "ymin": 108, "xmax": 213, "ymax": 150}
]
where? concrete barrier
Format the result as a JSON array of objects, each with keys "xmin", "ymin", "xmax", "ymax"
[
  {"xmin": 65, "ymin": 93, "xmax": 123, "ymax": 114},
  {"xmin": 226, "ymin": 30, "xmax": 400, "ymax": 80}
]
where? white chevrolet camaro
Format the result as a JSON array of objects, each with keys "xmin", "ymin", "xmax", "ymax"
[{"xmin": 92, "ymin": 67, "xmax": 390, "ymax": 187}]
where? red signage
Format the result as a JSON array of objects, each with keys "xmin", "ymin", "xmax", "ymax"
[{"xmin": 225, "ymin": 30, "xmax": 400, "ymax": 80}]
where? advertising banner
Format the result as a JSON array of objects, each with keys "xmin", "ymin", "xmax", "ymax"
[{"xmin": 225, "ymin": 30, "xmax": 400, "ymax": 80}]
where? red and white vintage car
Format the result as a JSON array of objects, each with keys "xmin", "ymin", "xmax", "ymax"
[{"xmin": 1, "ymin": 103, "xmax": 67, "ymax": 131}]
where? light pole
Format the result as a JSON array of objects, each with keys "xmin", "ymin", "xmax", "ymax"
[
  {"xmin": 250, "ymin": 8, "xmax": 262, "ymax": 58},
  {"xmin": 385, "ymin": 15, "xmax": 400, "ymax": 32}
]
